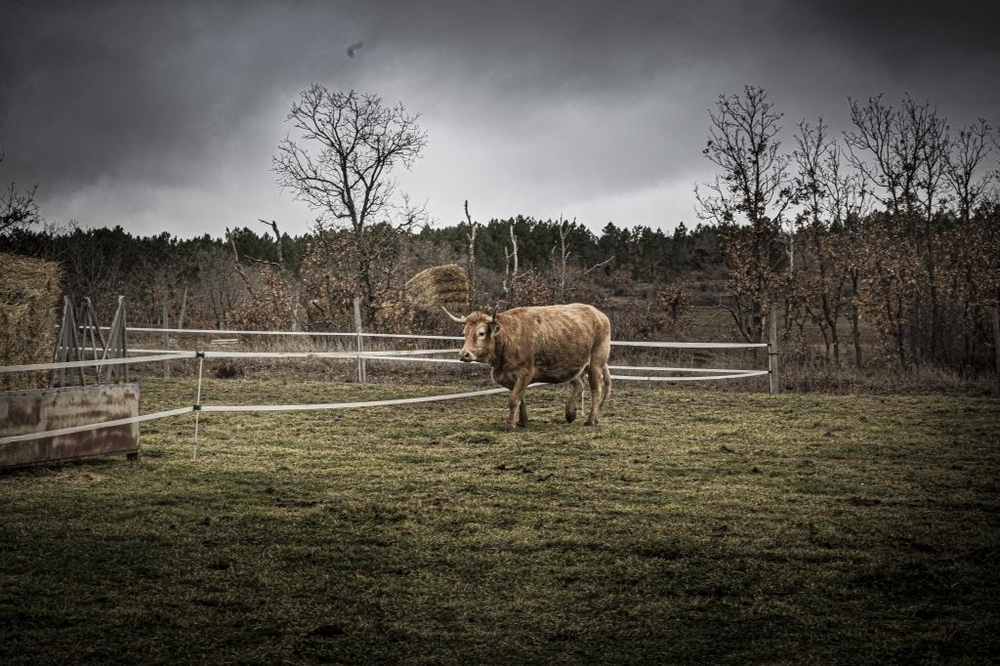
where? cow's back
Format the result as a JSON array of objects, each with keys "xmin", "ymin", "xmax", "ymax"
[{"xmin": 495, "ymin": 304, "xmax": 610, "ymax": 383}]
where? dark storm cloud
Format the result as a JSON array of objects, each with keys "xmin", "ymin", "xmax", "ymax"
[
  {"xmin": 809, "ymin": 1, "xmax": 1000, "ymax": 66},
  {"xmin": 1, "ymin": 0, "xmax": 998, "ymax": 236},
  {"xmin": 1, "ymin": 2, "xmax": 341, "ymax": 188},
  {"xmin": 779, "ymin": 2, "xmax": 1000, "ymax": 121}
]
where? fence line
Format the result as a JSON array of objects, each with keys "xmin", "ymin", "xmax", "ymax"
[
  {"xmin": 3, "ymin": 328, "xmax": 773, "ymax": 445},
  {"xmin": 127, "ymin": 347, "xmax": 460, "ymax": 357},
  {"xmin": 610, "ymin": 370, "xmax": 770, "ymax": 382},
  {"xmin": 612, "ymin": 340, "xmax": 767, "ymax": 349},
  {"xmin": 198, "ymin": 386, "xmax": 511, "ymax": 413},
  {"xmin": 1, "ymin": 352, "xmax": 192, "ymax": 374},
  {"xmin": 609, "ymin": 364, "xmax": 766, "ymax": 374},
  {"xmin": 120, "ymin": 325, "xmax": 769, "ymax": 349},
  {"xmin": 9, "ymin": 348, "xmax": 769, "ymax": 375},
  {"xmin": 5, "ymin": 336, "xmax": 773, "ymax": 384},
  {"xmin": 109, "ymin": 326, "xmax": 463, "ymax": 342}
]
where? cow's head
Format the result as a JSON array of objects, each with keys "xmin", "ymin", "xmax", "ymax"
[{"xmin": 444, "ymin": 307, "xmax": 499, "ymax": 362}]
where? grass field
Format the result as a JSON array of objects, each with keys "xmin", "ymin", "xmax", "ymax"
[{"xmin": 2, "ymin": 378, "xmax": 998, "ymax": 664}]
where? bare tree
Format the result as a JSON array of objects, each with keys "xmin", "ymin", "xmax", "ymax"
[
  {"xmin": 697, "ymin": 86, "xmax": 795, "ymax": 230},
  {"xmin": 792, "ymin": 119, "xmax": 855, "ymax": 364},
  {"xmin": 696, "ymin": 85, "xmax": 795, "ymax": 342},
  {"xmin": 0, "ymin": 149, "xmax": 40, "ymax": 236},
  {"xmin": 841, "ymin": 94, "xmax": 1000, "ymax": 368},
  {"xmin": 945, "ymin": 119, "xmax": 994, "ymax": 223},
  {"xmin": 464, "ymin": 200, "xmax": 477, "ymax": 308},
  {"xmin": 822, "ymin": 137, "xmax": 871, "ymax": 367},
  {"xmin": 273, "ymin": 85, "xmax": 427, "ymax": 322},
  {"xmin": 548, "ymin": 217, "xmax": 613, "ymax": 303},
  {"xmin": 554, "ymin": 217, "xmax": 571, "ymax": 303},
  {"xmin": 844, "ymin": 95, "xmax": 907, "ymax": 215},
  {"xmin": 844, "ymin": 94, "xmax": 948, "ymax": 222},
  {"xmin": 502, "ymin": 221, "xmax": 520, "ymax": 301}
]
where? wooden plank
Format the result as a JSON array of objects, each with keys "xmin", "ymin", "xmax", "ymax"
[{"xmin": 1, "ymin": 383, "xmax": 140, "ymax": 469}]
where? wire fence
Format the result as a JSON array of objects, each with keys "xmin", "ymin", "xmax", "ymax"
[{"xmin": 1, "ymin": 327, "xmax": 774, "ymax": 447}]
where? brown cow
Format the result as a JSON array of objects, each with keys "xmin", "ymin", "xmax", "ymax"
[{"xmin": 444, "ymin": 303, "xmax": 612, "ymax": 430}]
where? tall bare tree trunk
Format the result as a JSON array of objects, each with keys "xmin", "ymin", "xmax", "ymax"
[{"xmin": 464, "ymin": 200, "xmax": 477, "ymax": 309}]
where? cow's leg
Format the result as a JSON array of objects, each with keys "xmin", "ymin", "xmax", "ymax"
[
  {"xmin": 506, "ymin": 374, "xmax": 531, "ymax": 431},
  {"xmin": 585, "ymin": 365, "xmax": 604, "ymax": 426},
  {"xmin": 565, "ymin": 376, "xmax": 585, "ymax": 423}
]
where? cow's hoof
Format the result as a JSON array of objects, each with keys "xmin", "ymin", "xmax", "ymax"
[
  {"xmin": 502, "ymin": 424, "xmax": 516, "ymax": 432},
  {"xmin": 584, "ymin": 418, "xmax": 598, "ymax": 427},
  {"xmin": 566, "ymin": 410, "xmax": 577, "ymax": 423}
]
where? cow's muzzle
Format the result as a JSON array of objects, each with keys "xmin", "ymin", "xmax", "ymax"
[{"xmin": 459, "ymin": 350, "xmax": 476, "ymax": 362}]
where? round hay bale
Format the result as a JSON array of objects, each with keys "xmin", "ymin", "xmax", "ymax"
[
  {"xmin": 404, "ymin": 264, "xmax": 469, "ymax": 308},
  {"xmin": 1, "ymin": 253, "xmax": 62, "ymax": 390}
]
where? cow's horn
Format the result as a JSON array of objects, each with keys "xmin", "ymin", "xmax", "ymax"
[{"xmin": 442, "ymin": 307, "xmax": 467, "ymax": 323}]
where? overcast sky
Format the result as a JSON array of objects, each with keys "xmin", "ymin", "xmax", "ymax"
[{"xmin": 2, "ymin": 0, "xmax": 999, "ymax": 239}]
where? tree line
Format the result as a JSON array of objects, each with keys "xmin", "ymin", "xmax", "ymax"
[
  {"xmin": 696, "ymin": 86, "xmax": 999, "ymax": 375},
  {"xmin": 0, "ymin": 217, "xmax": 721, "ymax": 333}
]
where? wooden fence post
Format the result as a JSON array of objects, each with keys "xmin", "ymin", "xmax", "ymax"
[
  {"xmin": 768, "ymin": 307, "xmax": 779, "ymax": 395},
  {"xmin": 353, "ymin": 297, "xmax": 367, "ymax": 383}
]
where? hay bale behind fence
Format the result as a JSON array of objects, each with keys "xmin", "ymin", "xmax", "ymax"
[
  {"xmin": 1, "ymin": 253, "xmax": 61, "ymax": 390},
  {"xmin": 373, "ymin": 265, "xmax": 470, "ymax": 334},
  {"xmin": 404, "ymin": 264, "xmax": 469, "ymax": 309}
]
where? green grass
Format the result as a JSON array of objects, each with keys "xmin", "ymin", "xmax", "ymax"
[{"xmin": 2, "ymin": 379, "xmax": 998, "ymax": 664}]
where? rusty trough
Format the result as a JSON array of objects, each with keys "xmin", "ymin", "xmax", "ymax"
[{"xmin": 0, "ymin": 383, "xmax": 140, "ymax": 469}]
